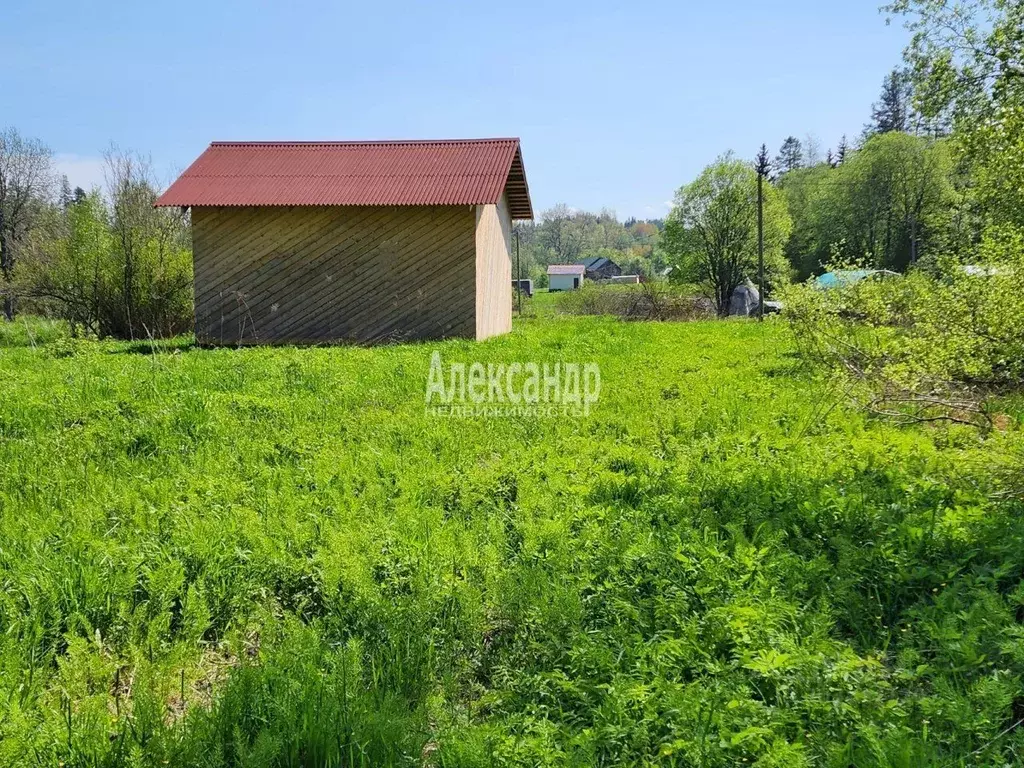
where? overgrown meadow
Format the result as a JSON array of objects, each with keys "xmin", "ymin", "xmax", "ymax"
[{"xmin": 2, "ymin": 313, "xmax": 1024, "ymax": 767}]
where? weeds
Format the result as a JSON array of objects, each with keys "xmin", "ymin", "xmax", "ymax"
[{"xmin": 1, "ymin": 316, "xmax": 1022, "ymax": 766}]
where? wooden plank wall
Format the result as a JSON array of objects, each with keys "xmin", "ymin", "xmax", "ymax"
[
  {"xmin": 191, "ymin": 205, "xmax": 477, "ymax": 345},
  {"xmin": 473, "ymin": 193, "xmax": 513, "ymax": 340}
]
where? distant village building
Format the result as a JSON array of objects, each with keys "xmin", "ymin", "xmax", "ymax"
[
  {"xmin": 512, "ymin": 278, "xmax": 533, "ymax": 298},
  {"xmin": 609, "ymin": 274, "xmax": 640, "ymax": 285},
  {"xmin": 155, "ymin": 138, "xmax": 533, "ymax": 344},
  {"xmin": 579, "ymin": 255, "xmax": 622, "ymax": 280},
  {"xmin": 547, "ymin": 264, "xmax": 585, "ymax": 291}
]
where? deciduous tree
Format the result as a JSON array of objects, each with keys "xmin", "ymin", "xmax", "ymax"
[
  {"xmin": 103, "ymin": 147, "xmax": 192, "ymax": 338},
  {"xmin": 538, "ymin": 204, "xmax": 590, "ymax": 263},
  {"xmin": 663, "ymin": 153, "xmax": 792, "ymax": 314},
  {"xmin": 885, "ymin": 0, "xmax": 1024, "ymax": 228},
  {"xmin": 796, "ymin": 132, "xmax": 955, "ymax": 272},
  {"xmin": 0, "ymin": 128, "xmax": 52, "ymax": 319}
]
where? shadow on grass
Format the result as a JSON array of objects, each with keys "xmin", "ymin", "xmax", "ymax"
[{"xmin": 108, "ymin": 337, "xmax": 197, "ymax": 355}]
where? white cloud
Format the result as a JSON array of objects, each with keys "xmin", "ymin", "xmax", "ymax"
[{"xmin": 53, "ymin": 154, "xmax": 106, "ymax": 193}]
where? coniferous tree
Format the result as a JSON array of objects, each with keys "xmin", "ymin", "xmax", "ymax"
[
  {"xmin": 59, "ymin": 175, "xmax": 73, "ymax": 210},
  {"xmin": 837, "ymin": 135, "xmax": 850, "ymax": 165},
  {"xmin": 867, "ymin": 68, "xmax": 912, "ymax": 135},
  {"xmin": 775, "ymin": 136, "xmax": 803, "ymax": 175}
]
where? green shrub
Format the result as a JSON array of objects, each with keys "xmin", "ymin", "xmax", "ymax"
[
  {"xmin": 783, "ymin": 228, "xmax": 1024, "ymax": 425},
  {"xmin": 557, "ymin": 282, "xmax": 715, "ymax": 321},
  {"xmin": 20, "ymin": 155, "xmax": 193, "ymax": 340}
]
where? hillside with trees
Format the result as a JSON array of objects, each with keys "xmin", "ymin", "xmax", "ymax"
[
  {"xmin": 655, "ymin": 1, "xmax": 1024, "ymax": 310},
  {"xmin": 512, "ymin": 208, "xmax": 666, "ymax": 288}
]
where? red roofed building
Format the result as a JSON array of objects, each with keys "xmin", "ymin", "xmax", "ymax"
[{"xmin": 156, "ymin": 138, "xmax": 533, "ymax": 344}]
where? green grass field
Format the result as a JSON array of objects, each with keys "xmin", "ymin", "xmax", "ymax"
[{"xmin": 2, "ymin": 314, "xmax": 1023, "ymax": 767}]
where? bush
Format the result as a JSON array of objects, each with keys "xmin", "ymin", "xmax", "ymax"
[
  {"xmin": 20, "ymin": 152, "xmax": 193, "ymax": 339},
  {"xmin": 557, "ymin": 282, "xmax": 716, "ymax": 321},
  {"xmin": 782, "ymin": 227, "xmax": 1024, "ymax": 425}
]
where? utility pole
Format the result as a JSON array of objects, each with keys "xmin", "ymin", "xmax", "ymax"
[{"xmin": 755, "ymin": 144, "xmax": 771, "ymax": 321}]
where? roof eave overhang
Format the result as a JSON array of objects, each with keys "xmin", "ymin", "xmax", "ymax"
[{"xmin": 503, "ymin": 144, "xmax": 533, "ymax": 220}]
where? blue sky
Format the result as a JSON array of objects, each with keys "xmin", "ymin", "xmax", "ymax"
[{"xmin": 3, "ymin": 0, "xmax": 908, "ymax": 220}]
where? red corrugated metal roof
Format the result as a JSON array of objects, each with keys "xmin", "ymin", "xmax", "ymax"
[
  {"xmin": 547, "ymin": 264, "xmax": 586, "ymax": 275},
  {"xmin": 155, "ymin": 138, "xmax": 533, "ymax": 219}
]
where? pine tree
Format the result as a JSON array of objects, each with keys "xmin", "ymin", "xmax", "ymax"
[
  {"xmin": 837, "ymin": 135, "xmax": 849, "ymax": 165},
  {"xmin": 59, "ymin": 175, "xmax": 73, "ymax": 210},
  {"xmin": 755, "ymin": 144, "xmax": 772, "ymax": 178},
  {"xmin": 868, "ymin": 68, "xmax": 911, "ymax": 135},
  {"xmin": 775, "ymin": 136, "xmax": 803, "ymax": 174},
  {"xmin": 826, "ymin": 149, "xmax": 836, "ymax": 168}
]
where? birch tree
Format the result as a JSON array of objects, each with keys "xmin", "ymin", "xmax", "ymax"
[{"xmin": 0, "ymin": 128, "xmax": 52, "ymax": 319}]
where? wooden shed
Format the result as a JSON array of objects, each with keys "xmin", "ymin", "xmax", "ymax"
[
  {"xmin": 155, "ymin": 138, "xmax": 533, "ymax": 345},
  {"xmin": 547, "ymin": 264, "xmax": 585, "ymax": 292}
]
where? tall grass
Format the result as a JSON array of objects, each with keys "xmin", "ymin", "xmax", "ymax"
[{"xmin": 1, "ymin": 315, "xmax": 1022, "ymax": 766}]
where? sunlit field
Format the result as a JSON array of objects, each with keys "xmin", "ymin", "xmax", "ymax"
[{"xmin": 2, "ymin": 314, "xmax": 1023, "ymax": 767}]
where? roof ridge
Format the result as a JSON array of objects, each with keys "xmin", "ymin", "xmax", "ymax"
[
  {"xmin": 156, "ymin": 138, "xmax": 533, "ymax": 219},
  {"xmin": 182, "ymin": 173, "xmax": 508, "ymax": 178},
  {"xmin": 209, "ymin": 138, "xmax": 520, "ymax": 147}
]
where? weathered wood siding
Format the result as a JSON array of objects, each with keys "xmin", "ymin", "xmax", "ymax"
[
  {"xmin": 473, "ymin": 194, "xmax": 512, "ymax": 340},
  {"xmin": 191, "ymin": 205, "xmax": 477, "ymax": 345}
]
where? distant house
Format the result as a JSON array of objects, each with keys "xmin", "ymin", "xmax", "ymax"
[
  {"xmin": 512, "ymin": 278, "xmax": 533, "ymax": 298},
  {"xmin": 609, "ymin": 274, "xmax": 640, "ymax": 285},
  {"xmin": 579, "ymin": 255, "xmax": 622, "ymax": 280},
  {"xmin": 548, "ymin": 264, "xmax": 585, "ymax": 291},
  {"xmin": 155, "ymin": 138, "xmax": 534, "ymax": 344}
]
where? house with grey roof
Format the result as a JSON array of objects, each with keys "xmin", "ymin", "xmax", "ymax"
[{"xmin": 579, "ymin": 255, "xmax": 622, "ymax": 281}]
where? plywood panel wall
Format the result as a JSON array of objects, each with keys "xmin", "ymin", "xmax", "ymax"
[
  {"xmin": 473, "ymin": 194, "xmax": 513, "ymax": 340},
  {"xmin": 191, "ymin": 204, "xmax": 477, "ymax": 345}
]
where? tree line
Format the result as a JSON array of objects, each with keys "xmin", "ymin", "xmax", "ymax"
[
  {"xmin": 664, "ymin": 0, "xmax": 1022, "ymax": 314},
  {"xmin": 1, "ymin": 0, "xmax": 1018, "ymax": 331},
  {"xmin": 662, "ymin": 59, "xmax": 980, "ymax": 314},
  {"xmin": 0, "ymin": 137, "xmax": 191, "ymax": 338},
  {"xmin": 512, "ymin": 206, "xmax": 667, "ymax": 287}
]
